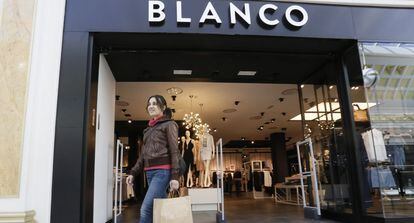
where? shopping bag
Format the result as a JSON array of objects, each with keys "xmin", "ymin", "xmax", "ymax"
[{"xmin": 153, "ymin": 190, "xmax": 193, "ymax": 223}]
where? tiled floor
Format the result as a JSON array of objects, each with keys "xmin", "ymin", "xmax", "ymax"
[{"xmin": 117, "ymin": 194, "xmax": 340, "ymax": 223}]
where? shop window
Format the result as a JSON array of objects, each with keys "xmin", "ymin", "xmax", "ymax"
[{"xmin": 359, "ymin": 42, "xmax": 414, "ymax": 219}]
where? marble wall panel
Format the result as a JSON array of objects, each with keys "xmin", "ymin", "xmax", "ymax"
[{"xmin": 0, "ymin": 0, "xmax": 35, "ymax": 197}]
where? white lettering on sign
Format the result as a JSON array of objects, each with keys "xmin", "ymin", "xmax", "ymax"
[
  {"xmin": 177, "ymin": 1, "xmax": 191, "ymax": 23},
  {"xmin": 148, "ymin": 1, "xmax": 165, "ymax": 22},
  {"xmin": 229, "ymin": 3, "xmax": 251, "ymax": 25},
  {"xmin": 199, "ymin": 2, "xmax": 222, "ymax": 24},
  {"xmin": 147, "ymin": 1, "xmax": 308, "ymax": 28},
  {"xmin": 285, "ymin": 5, "xmax": 308, "ymax": 27},
  {"xmin": 258, "ymin": 4, "xmax": 279, "ymax": 26}
]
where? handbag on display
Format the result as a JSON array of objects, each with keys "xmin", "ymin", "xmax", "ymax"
[
  {"xmin": 353, "ymin": 104, "xmax": 369, "ymax": 122},
  {"xmin": 153, "ymin": 190, "xmax": 193, "ymax": 223}
]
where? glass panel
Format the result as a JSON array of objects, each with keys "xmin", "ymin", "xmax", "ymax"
[
  {"xmin": 360, "ymin": 42, "xmax": 414, "ymax": 219},
  {"xmin": 299, "ymin": 84, "xmax": 353, "ymax": 214}
]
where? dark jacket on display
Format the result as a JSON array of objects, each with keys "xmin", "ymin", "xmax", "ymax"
[{"xmin": 130, "ymin": 117, "xmax": 180, "ymax": 180}]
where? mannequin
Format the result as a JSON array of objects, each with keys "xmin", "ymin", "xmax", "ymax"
[
  {"xmin": 200, "ymin": 126, "xmax": 215, "ymax": 187},
  {"xmin": 193, "ymin": 138, "xmax": 205, "ymax": 187},
  {"xmin": 183, "ymin": 130, "xmax": 195, "ymax": 187},
  {"xmin": 180, "ymin": 136, "xmax": 186, "ymax": 186}
]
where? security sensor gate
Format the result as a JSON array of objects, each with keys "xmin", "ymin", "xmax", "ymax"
[
  {"xmin": 296, "ymin": 138, "xmax": 321, "ymax": 217},
  {"xmin": 113, "ymin": 140, "xmax": 124, "ymax": 222}
]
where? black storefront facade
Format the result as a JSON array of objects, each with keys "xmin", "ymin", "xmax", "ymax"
[{"xmin": 51, "ymin": 1, "xmax": 414, "ymax": 223}]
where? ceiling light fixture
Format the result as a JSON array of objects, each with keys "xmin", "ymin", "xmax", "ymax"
[
  {"xmin": 128, "ymin": 119, "xmax": 132, "ymax": 123},
  {"xmin": 329, "ymin": 86, "xmax": 334, "ymax": 90},
  {"xmin": 183, "ymin": 95, "xmax": 203, "ymax": 133},
  {"xmin": 166, "ymin": 87, "xmax": 183, "ymax": 95},
  {"xmin": 173, "ymin": 70, "xmax": 192, "ymax": 75},
  {"xmin": 251, "ymin": 140, "xmax": 255, "ymax": 144},
  {"xmin": 300, "ymin": 84, "xmax": 305, "ymax": 88},
  {"xmin": 237, "ymin": 71, "xmax": 256, "ymax": 76}
]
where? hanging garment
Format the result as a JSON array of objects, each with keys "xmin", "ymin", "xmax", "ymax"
[
  {"xmin": 212, "ymin": 172, "xmax": 217, "ymax": 186},
  {"xmin": 253, "ymin": 171, "xmax": 264, "ymax": 191},
  {"xmin": 361, "ymin": 129, "xmax": 388, "ymax": 162},
  {"xmin": 263, "ymin": 171, "xmax": 272, "ymax": 187},
  {"xmin": 126, "ymin": 182, "xmax": 135, "ymax": 198},
  {"xmin": 368, "ymin": 167, "xmax": 396, "ymax": 188},
  {"xmin": 386, "ymin": 136, "xmax": 406, "ymax": 169}
]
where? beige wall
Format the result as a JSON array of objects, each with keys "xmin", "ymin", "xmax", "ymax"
[{"xmin": 0, "ymin": 0, "xmax": 35, "ymax": 197}]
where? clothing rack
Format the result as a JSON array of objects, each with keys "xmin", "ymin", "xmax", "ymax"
[{"xmin": 250, "ymin": 160, "xmax": 273, "ymax": 199}]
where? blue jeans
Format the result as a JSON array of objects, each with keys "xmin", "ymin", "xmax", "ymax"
[{"xmin": 140, "ymin": 169, "xmax": 171, "ymax": 223}]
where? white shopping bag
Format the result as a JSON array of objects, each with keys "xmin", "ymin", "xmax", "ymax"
[{"xmin": 153, "ymin": 193, "xmax": 193, "ymax": 223}]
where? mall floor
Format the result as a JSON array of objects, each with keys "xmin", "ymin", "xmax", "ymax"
[{"xmin": 116, "ymin": 194, "xmax": 340, "ymax": 223}]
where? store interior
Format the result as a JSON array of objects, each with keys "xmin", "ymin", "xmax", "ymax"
[
  {"xmin": 99, "ymin": 41, "xmax": 358, "ymax": 222},
  {"xmin": 92, "ymin": 37, "xmax": 414, "ymax": 222}
]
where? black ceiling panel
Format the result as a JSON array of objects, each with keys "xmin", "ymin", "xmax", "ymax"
[{"xmin": 96, "ymin": 33, "xmax": 357, "ymax": 85}]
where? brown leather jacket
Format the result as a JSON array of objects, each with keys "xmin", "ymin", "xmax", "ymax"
[{"xmin": 130, "ymin": 117, "xmax": 180, "ymax": 180}]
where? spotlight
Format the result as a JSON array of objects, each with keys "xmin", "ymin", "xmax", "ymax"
[
  {"xmin": 251, "ymin": 140, "xmax": 255, "ymax": 144},
  {"xmin": 128, "ymin": 119, "xmax": 132, "ymax": 123},
  {"xmin": 300, "ymin": 84, "xmax": 305, "ymax": 88},
  {"xmin": 241, "ymin": 137, "xmax": 246, "ymax": 141},
  {"xmin": 329, "ymin": 86, "xmax": 334, "ymax": 90}
]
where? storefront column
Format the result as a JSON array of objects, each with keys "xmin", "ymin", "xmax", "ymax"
[
  {"xmin": 335, "ymin": 48, "xmax": 364, "ymax": 222},
  {"xmin": 270, "ymin": 132, "xmax": 288, "ymax": 184}
]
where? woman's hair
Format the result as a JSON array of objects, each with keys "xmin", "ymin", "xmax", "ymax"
[{"xmin": 146, "ymin": 95, "xmax": 172, "ymax": 118}]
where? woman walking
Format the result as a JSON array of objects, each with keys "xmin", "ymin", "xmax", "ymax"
[{"xmin": 127, "ymin": 95, "xmax": 180, "ymax": 223}]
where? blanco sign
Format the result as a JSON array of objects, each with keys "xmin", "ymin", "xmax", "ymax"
[{"xmin": 148, "ymin": 1, "xmax": 309, "ymax": 27}]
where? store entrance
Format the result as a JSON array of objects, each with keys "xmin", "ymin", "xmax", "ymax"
[{"xmin": 80, "ymin": 33, "xmax": 366, "ymax": 222}]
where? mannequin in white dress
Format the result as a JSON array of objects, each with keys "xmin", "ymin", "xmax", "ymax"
[{"xmin": 200, "ymin": 126, "xmax": 215, "ymax": 187}]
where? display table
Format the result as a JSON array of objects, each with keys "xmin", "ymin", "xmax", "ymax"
[
  {"xmin": 188, "ymin": 188, "xmax": 222, "ymax": 211},
  {"xmin": 275, "ymin": 183, "xmax": 307, "ymax": 205}
]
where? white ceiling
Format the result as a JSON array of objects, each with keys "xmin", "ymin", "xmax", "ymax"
[{"xmin": 115, "ymin": 82, "xmax": 319, "ymax": 144}]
